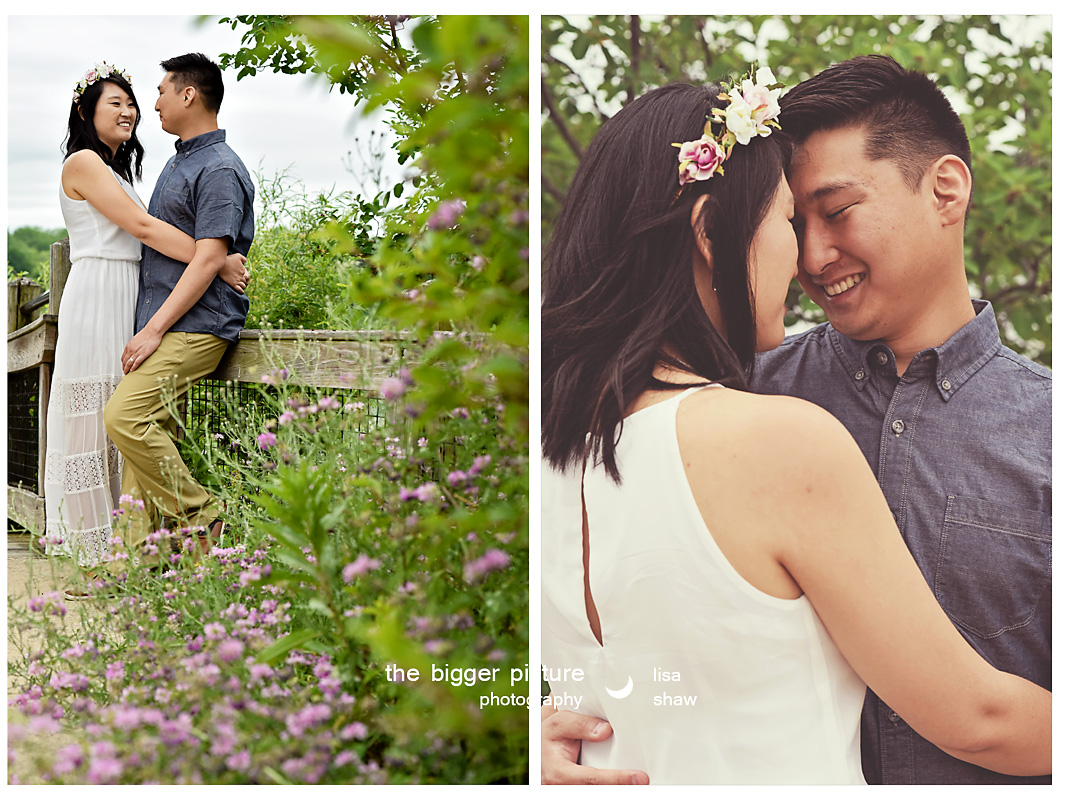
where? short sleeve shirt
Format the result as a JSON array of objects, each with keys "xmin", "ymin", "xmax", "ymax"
[
  {"xmin": 751, "ymin": 300, "xmax": 1051, "ymax": 784},
  {"xmin": 136, "ymin": 129, "xmax": 255, "ymax": 343}
]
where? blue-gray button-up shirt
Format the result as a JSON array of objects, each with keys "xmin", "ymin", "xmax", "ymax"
[
  {"xmin": 136, "ymin": 129, "xmax": 254, "ymax": 343},
  {"xmin": 752, "ymin": 300, "xmax": 1051, "ymax": 785}
]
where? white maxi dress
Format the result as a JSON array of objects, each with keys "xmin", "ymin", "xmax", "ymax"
[
  {"xmin": 541, "ymin": 385, "xmax": 868, "ymax": 784},
  {"xmin": 43, "ymin": 166, "xmax": 143, "ymax": 565}
]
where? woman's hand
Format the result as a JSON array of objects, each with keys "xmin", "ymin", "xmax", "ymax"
[{"xmin": 219, "ymin": 252, "xmax": 250, "ymax": 294}]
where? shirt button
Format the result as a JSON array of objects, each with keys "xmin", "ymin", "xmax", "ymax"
[
  {"xmin": 854, "ymin": 370, "xmax": 865, "ymax": 381},
  {"xmin": 941, "ymin": 379, "xmax": 952, "ymax": 391},
  {"xmin": 891, "ymin": 419, "xmax": 905, "ymax": 435},
  {"xmin": 888, "ymin": 711, "xmax": 901, "ymax": 723},
  {"xmin": 877, "ymin": 352, "xmax": 888, "ymax": 365}
]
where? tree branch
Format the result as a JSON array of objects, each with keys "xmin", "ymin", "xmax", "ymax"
[
  {"xmin": 544, "ymin": 53, "xmax": 610, "ymax": 121},
  {"xmin": 628, "ymin": 15, "xmax": 641, "ymax": 104},
  {"xmin": 541, "ymin": 76, "xmax": 585, "ymax": 160},
  {"xmin": 542, "ymin": 175, "xmax": 566, "ymax": 205}
]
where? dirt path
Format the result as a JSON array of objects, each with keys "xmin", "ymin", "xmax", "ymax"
[{"xmin": 8, "ymin": 532, "xmax": 85, "ymax": 783}]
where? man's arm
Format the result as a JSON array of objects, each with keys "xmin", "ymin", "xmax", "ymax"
[
  {"xmin": 121, "ymin": 236, "xmax": 228, "ymax": 373},
  {"xmin": 541, "ymin": 704, "xmax": 649, "ymax": 785}
]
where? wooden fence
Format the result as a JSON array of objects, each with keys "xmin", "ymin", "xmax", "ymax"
[{"xmin": 7, "ymin": 240, "xmax": 417, "ymax": 536}]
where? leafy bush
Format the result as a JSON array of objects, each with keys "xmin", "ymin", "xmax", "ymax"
[{"xmin": 7, "ymin": 226, "xmax": 66, "ymax": 282}]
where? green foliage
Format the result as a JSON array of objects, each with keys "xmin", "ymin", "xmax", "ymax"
[
  {"xmin": 541, "ymin": 15, "xmax": 1051, "ymax": 366},
  {"xmin": 8, "ymin": 226, "xmax": 66, "ymax": 282},
  {"xmin": 218, "ymin": 15, "xmax": 421, "ymax": 99},
  {"xmin": 222, "ymin": 12, "xmax": 530, "ymax": 454},
  {"xmin": 241, "ymin": 171, "xmax": 382, "ymax": 331}
]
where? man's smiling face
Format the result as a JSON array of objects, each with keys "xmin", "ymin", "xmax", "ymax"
[{"xmin": 788, "ymin": 124, "xmax": 949, "ymax": 344}]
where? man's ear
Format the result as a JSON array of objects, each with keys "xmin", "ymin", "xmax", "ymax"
[{"xmin": 931, "ymin": 155, "xmax": 971, "ymax": 227}]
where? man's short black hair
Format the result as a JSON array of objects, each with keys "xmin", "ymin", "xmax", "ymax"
[
  {"xmin": 780, "ymin": 54, "xmax": 971, "ymax": 191},
  {"xmin": 161, "ymin": 52, "xmax": 224, "ymax": 113}
]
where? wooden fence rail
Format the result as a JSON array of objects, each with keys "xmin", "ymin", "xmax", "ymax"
[{"xmin": 8, "ymin": 240, "xmax": 417, "ymax": 536}]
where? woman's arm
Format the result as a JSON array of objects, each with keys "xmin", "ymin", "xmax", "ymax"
[
  {"xmin": 62, "ymin": 150, "xmax": 249, "ymax": 293},
  {"xmin": 682, "ymin": 391, "xmax": 1050, "ymax": 776},
  {"xmin": 64, "ymin": 150, "xmax": 202, "ymax": 264}
]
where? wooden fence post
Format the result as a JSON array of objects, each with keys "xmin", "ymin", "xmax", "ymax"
[
  {"xmin": 7, "ymin": 278, "xmax": 43, "ymax": 333},
  {"xmin": 49, "ymin": 239, "xmax": 72, "ymax": 318}
]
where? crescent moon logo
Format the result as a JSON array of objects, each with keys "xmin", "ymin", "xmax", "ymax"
[{"xmin": 605, "ymin": 675, "xmax": 633, "ymax": 699}]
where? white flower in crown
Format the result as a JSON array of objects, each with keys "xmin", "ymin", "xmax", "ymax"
[
  {"xmin": 719, "ymin": 66, "xmax": 783, "ymax": 146},
  {"xmin": 72, "ymin": 61, "xmax": 132, "ymax": 102}
]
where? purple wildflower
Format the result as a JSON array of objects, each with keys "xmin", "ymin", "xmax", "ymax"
[
  {"xmin": 414, "ymin": 482, "xmax": 438, "ymax": 502},
  {"xmin": 341, "ymin": 721, "xmax": 369, "ymax": 740},
  {"xmin": 427, "ymin": 198, "xmax": 465, "ymax": 230},
  {"xmin": 226, "ymin": 749, "xmax": 252, "ymax": 771},
  {"xmin": 217, "ymin": 638, "xmax": 244, "ymax": 663},
  {"xmin": 285, "ymin": 703, "xmax": 332, "ymax": 737},
  {"xmin": 203, "ymin": 622, "xmax": 226, "ymax": 641},
  {"xmin": 342, "ymin": 554, "xmax": 382, "ymax": 583},
  {"xmin": 257, "ymin": 431, "xmax": 277, "ymax": 449},
  {"xmin": 379, "ymin": 376, "xmax": 406, "ymax": 400},
  {"xmin": 53, "ymin": 743, "xmax": 84, "ymax": 775},
  {"xmin": 463, "ymin": 548, "xmax": 511, "ymax": 583}
]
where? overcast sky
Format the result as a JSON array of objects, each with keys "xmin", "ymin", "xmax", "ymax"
[{"xmin": 5, "ymin": 14, "xmax": 402, "ymax": 231}]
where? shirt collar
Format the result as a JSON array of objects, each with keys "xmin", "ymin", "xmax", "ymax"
[
  {"xmin": 174, "ymin": 128, "xmax": 226, "ymax": 155},
  {"xmin": 829, "ymin": 300, "xmax": 1001, "ymax": 400}
]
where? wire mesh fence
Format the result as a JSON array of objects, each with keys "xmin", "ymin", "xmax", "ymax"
[{"xmin": 7, "ymin": 369, "xmax": 41, "ymax": 491}]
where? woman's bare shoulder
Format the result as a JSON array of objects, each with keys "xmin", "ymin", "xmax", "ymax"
[
  {"xmin": 678, "ymin": 387, "xmax": 864, "ymax": 479},
  {"xmin": 62, "ymin": 149, "xmax": 107, "ymax": 175}
]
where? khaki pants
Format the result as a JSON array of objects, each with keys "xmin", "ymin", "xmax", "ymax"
[{"xmin": 103, "ymin": 331, "xmax": 230, "ymax": 554}]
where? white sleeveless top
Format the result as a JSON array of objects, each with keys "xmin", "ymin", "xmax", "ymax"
[
  {"xmin": 59, "ymin": 166, "xmax": 144, "ymax": 263},
  {"xmin": 541, "ymin": 386, "xmax": 867, "ymax": 784}
]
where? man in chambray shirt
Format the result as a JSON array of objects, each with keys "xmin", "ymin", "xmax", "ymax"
[
  {"xmin": 751, "ymin": 55, "xmax": 1050, "ymax": 785},
  {"xmin": 104, "ymin": 53, "xmax": 255, "ymax": 557},
  {"xmin": 540, "ymin": 55, "xmax": 1050, "ymax": 785}
]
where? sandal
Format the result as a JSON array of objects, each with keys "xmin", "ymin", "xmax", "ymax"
[
  {"xmin": 64, "ymin": 572, "xmax": 116, "ymax": 600},
  {"xmin": 196, "ymin": 518, "xmax": 225, "ymax": 556}
]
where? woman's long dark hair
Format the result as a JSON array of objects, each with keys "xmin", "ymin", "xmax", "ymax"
[
  {"xmin": 542, "ymin": 82, "xmax": 790, "ymax": 482},
  {"xmin": 63, "ymin": 74, "xmax": 145, "ymax": 183}
]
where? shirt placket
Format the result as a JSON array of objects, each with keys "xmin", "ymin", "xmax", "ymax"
[{"xmin": 873, "ymin": 367, "xmax": 932, "ymax": 785}]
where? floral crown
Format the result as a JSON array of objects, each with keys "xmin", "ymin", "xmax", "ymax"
[
  {"xmin": 673, "ymin": 66, "xmax": 785, "ymax": 186},
  {"xmin": 73, "ymin": 62, "xmax": 133, "ymax": 102}
]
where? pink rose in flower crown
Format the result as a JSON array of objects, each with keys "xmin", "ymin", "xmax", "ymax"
[{"xmin": 675, "ymin": 133, "xmax": 726, "ymax": 186}]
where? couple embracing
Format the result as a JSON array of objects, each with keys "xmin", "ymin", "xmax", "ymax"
[
  {"xmin": 44, "ymin": 53, "xmax": 254, "ymax": 587},
  {"xmin": 541, "ymin": 55, "xmax": 1051, "ymax": 784}
]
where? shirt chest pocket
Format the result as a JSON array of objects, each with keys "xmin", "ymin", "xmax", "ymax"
[
  {"xmin": 934, "ymin": 495, "xmax": 1051, "ymax": 639},
  {"xmin": 161, "ymin": 181, "xmax": 195, "ymax": 232}
]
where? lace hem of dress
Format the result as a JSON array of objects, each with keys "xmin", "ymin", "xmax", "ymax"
[
  {"xmin": 55, "ymin": 373, "xmax": 124, "ymax": 418},
  {"xmin": 43, "ymin": 520, "xmax": 115, "ymax": 567}
]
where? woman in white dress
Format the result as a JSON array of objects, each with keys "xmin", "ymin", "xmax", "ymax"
[
  {"xmin": 44, "ymin": 62, "xmax": 248, "ymax": 568},
  {"xmin": 540, "ymin": 75, "xmax": 1050, "ymax": 783}
]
